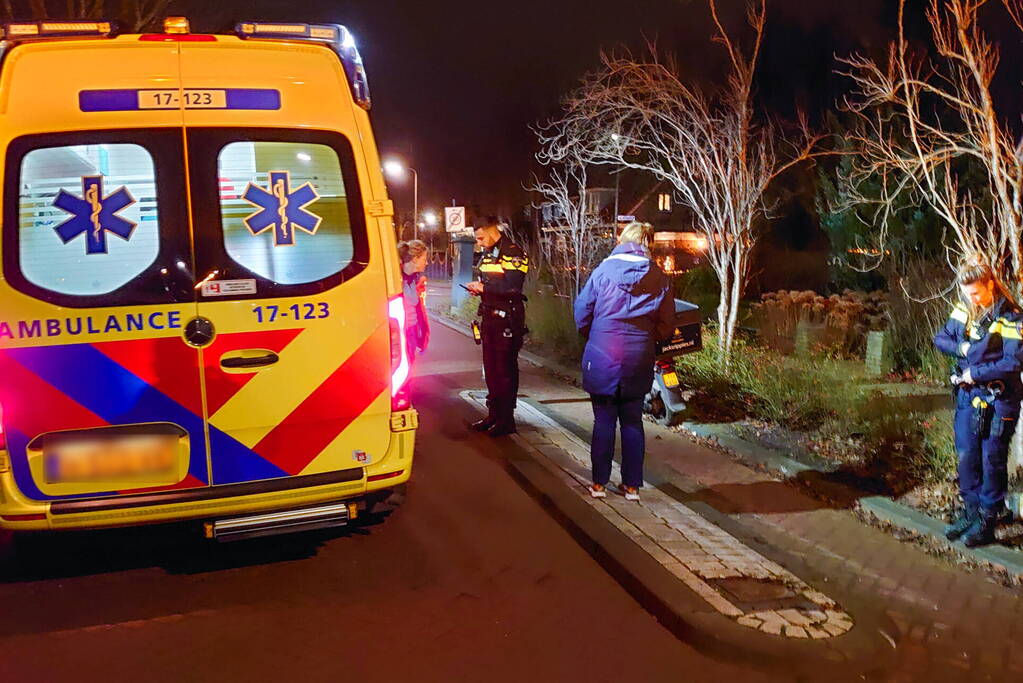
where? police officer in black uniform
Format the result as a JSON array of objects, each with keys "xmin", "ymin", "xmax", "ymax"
[{"xmin": 466, "ymin": 218, "xmax": 528, "ymax": 436}]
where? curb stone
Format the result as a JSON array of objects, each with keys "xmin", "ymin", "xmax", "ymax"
[
  {"xmin": 430, "ymin": 309, "xmax": 1023, "ymax": 578},
  {"xmin": 680, "ymin": 422, "xmax": 1023, "ymax": 578}
]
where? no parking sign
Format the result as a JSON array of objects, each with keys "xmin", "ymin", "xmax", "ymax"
[{"xmin": 444, "ymin": 206, "xmax": 465, "ymax": 232}]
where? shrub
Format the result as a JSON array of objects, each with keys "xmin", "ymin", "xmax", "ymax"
[
  {"xmin": 920, "ymin": 412, "xmax": 957, "ymax": 483},
  {"xmin": 676, "ymin": 330, "xmax": 957, "ymax": 484},
  {"xmin": 917, "ymin": 345, "xmax": 953, "ymax": 386},
  {"xmin": 751, "ymin": 288, "xmax": 886, "ymax": 357},
  {"xmin": 448, "ymin": 291, "xmax": 478, "ymax": 323},
  {"xmin": 674, "ymin": 265, "xmax": 720, "ymax": 319},
  {"xmin": 676, "ymin": 331, "xmax": 870, "ymax": 432},
  {"xmin": 885, "ymin": 260, "xmax": 952, "ymax": 375},
  {"xmin": 524, "ymin": 283, "xmax": 586, "ymax": 364}
]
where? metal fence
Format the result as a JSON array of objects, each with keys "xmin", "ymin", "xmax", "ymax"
[{"xmin": 425, "ymin": 251, "xmax": 452, "ymax": 280}]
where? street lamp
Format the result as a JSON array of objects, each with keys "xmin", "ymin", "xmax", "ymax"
[{"xmin": 383, "ymin": 159, "xmax": 418, "ymax": 239}]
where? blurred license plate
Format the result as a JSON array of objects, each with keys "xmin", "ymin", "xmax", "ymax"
[
  {"xmin": 662, "ymin": 372, "xmax": 679, "ymax": 388},
  {"xmin": 45, "ymin": 434, "xmax": 177, "ymax": 483}
]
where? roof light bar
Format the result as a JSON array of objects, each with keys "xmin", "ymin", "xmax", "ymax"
[
  {"xmin": 1, "ymin": 20, "xmax": 116, "ymax": 40},
  {"xmin": 235, "ymin": 21, "xmax": 371, "ymax": 110},
  {"xmin": 236, "ymin": 22, "xmax": 340, "ymax": 41}
]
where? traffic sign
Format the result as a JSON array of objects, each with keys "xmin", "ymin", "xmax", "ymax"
[{"xmin": 445, "ymin": 206, "xmax": 466, "ymax": 232}]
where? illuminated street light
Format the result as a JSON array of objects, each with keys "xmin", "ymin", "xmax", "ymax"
[
  {"xmin": 420, "ymin": 211, "xmax": 440, "ymax": 252},
  {"xmin": 384, "ymin": 158, "xmax": 419, "ymax": 239}
]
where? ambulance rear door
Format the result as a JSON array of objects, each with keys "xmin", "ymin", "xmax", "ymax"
[
  {"xmin": 179, "ymin": 41, "xmax": 391, "ymax": 487},
  {"xmin": 0, "ymin": 39, "xmax": 210, "ymax": 501}
]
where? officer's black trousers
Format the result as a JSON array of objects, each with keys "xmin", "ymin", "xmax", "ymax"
[{"xmin": 481, "ymin": 315, "xmax": 523, "ymax": 425}]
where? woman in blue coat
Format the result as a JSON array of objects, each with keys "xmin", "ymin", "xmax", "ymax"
[
  {"xmin": 574, "ymin": 222, "xmax": 675, "ymax": 501},
  {"xmin": 934, "ymin": 260, "xmax": 1023, "ymax": 547}
]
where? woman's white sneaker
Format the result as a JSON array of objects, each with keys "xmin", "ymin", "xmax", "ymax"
[
  {"xmin": 619, "ymin": 484, "xmax": 640, "ymax": 501},
  {"xmin": 589, "ymin": 484, "xmax": 608, "ymax": 498}
]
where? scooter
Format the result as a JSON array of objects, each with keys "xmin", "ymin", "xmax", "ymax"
[{"xmin": 644, "ymin": 299, "xmax": 702, "ymax": 426}]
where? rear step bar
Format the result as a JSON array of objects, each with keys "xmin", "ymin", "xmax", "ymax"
[{"xmin": 204, "ymin": 501, "xmax": 359, "ymax": 542}]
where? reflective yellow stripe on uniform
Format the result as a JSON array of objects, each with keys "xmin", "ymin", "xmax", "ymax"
[
  {"xmin": 479, "ymin": 263, "xmax": 504, "ymax": 274},
  {"xmin": 500, "ymin": 256, "xmax": 528, "ymax": 273},
  {"xmin": 991, "ymin": 318, "xmax": 1023, "ymax": 340}
]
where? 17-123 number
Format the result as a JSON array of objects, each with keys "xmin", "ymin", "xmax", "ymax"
[{"xmin": 253, "ymin": 302, "xmax": 330, "ymax": 323}]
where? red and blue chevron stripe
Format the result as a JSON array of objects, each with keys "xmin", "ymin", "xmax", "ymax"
[
  {"xmin": 0, "ymin": 323, "xmax": 390, "ymax": 500},
  {"xmin": 0, "ymin": 333, "xmax": 288, "ymax": 499}
]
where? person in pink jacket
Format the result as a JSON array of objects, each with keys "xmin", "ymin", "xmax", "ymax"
[{"xmin": 398, "ymin": 240, "xmax": 431, "ymax": 364}]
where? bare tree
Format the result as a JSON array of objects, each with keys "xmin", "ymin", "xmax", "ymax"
[
  {"xmin": 119, "ymin": 0, "xmax": 169, "ymax": 32},
  {"xmin": 840, "ymin": 0, "xmax": 1023, "ymax": 290},
  {"xmin": 550, "ymin": 0, "xmax": 823, "ymax": 363},
  {"xmin": 0, "ymin": 1, "xmax": 172, "ymax": 31},
  {"xmin": 528, "ymin": 116, "xmax": 614, "ymax": 298}
]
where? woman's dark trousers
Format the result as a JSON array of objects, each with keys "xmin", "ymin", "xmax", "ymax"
[{"xmin": 590, "ymin": 392, "xmax": 645, "ymax": 488}]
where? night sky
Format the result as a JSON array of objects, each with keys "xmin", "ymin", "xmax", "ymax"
[{"xmin": 187, "ymin": 0, "xmax": 1023, "ymax": 217}]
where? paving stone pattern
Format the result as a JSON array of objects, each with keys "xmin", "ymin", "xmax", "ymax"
[{"xmin": 461, "ymin": 391, "xmax": 854, "ymax": 640}]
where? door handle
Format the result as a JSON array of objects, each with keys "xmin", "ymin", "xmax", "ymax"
[{"xmin": 220, "ymin": 350, "xmax": 280, "ymax": 369}]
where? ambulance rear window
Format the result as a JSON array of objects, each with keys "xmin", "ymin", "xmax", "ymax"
[
  {"xmin": 3, "ymin": 129, "xmax": 192, "ymax": 308},
  {"xmin": 187, "ymin": 128, "xmax": 369, "ymax": 299},
  {"xmin": 17, "ymin": 143, "xmax": 159, "ymax": 296},
  {"xmin": 217, "ymin": 141, "xmax": 354, "ymax": 285}
]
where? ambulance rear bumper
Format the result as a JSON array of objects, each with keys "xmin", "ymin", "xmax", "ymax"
[
  {"xmin": 0, "ymin": 427, "xmax": 415, "ymax": 531},
  {"xmin": 49, "ymin": 468, "xmax": 363, "ymax": 517}
]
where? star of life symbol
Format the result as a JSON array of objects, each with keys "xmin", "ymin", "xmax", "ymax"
[
  {"xmin": 52, "ymin": 176, "xmax": 137, "ymax": 255},
  {"xmin": 242, "ymin": 171, "xmax": 322, "ymax": 246}
]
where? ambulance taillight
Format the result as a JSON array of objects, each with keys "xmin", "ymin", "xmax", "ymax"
[{"xmin": 388, "ymin": 296, "xmax": 411, "ymax": 411}]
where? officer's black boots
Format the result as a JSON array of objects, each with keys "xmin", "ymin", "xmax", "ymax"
[
  {"xmin": 962, "ymin": 509, "xmax": 998, "ymax": 547},
  {"xmin": 480, "ymin": 398, "xmax": 517, "ymax": 436},
  {"xmin": 486, "ymin": 421, "xmax": 517, "ymax": 437},
  {"xmin": 944, "ymin": 503, "xmax": 979, "ymax": 541},
  {"xmin": 470, "ymin": 415, "xmax": 515, "ymax": 436},
  {"xmin": 470, "ymin": 417, "xmax": 496, "ymax": 432}
]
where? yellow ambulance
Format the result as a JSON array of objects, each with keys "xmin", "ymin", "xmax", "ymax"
[{"xmin": 0, "ymin": 18, "xmax": 416, "ymax": 541}]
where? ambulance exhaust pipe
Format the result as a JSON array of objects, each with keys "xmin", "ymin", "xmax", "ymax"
[{"xmin": 204, "ymin": 501, "xmax": 359, "ymax": 542}]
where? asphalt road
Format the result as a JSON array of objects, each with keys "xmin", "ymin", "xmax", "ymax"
[{"xmin": 0, "ymin": 323, "xmax": 778, "ymax": 683}]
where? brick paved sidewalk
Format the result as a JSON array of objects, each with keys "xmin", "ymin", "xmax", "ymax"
[
  {"xmin": 462, "ymin": 390, "xmax": 856, "ymax": 641},
  {"xmin": 430, "ymin": 281, "xmax": 1023, "ymax": 680},
  {"xmin": 518, "ymin": 392, "xmax": 1023, "ymax": 681}
]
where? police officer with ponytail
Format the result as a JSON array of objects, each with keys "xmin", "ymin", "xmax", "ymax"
[{"xmin": 935, "ymin": 260, "xmax": 1023, "ymax": 547}]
